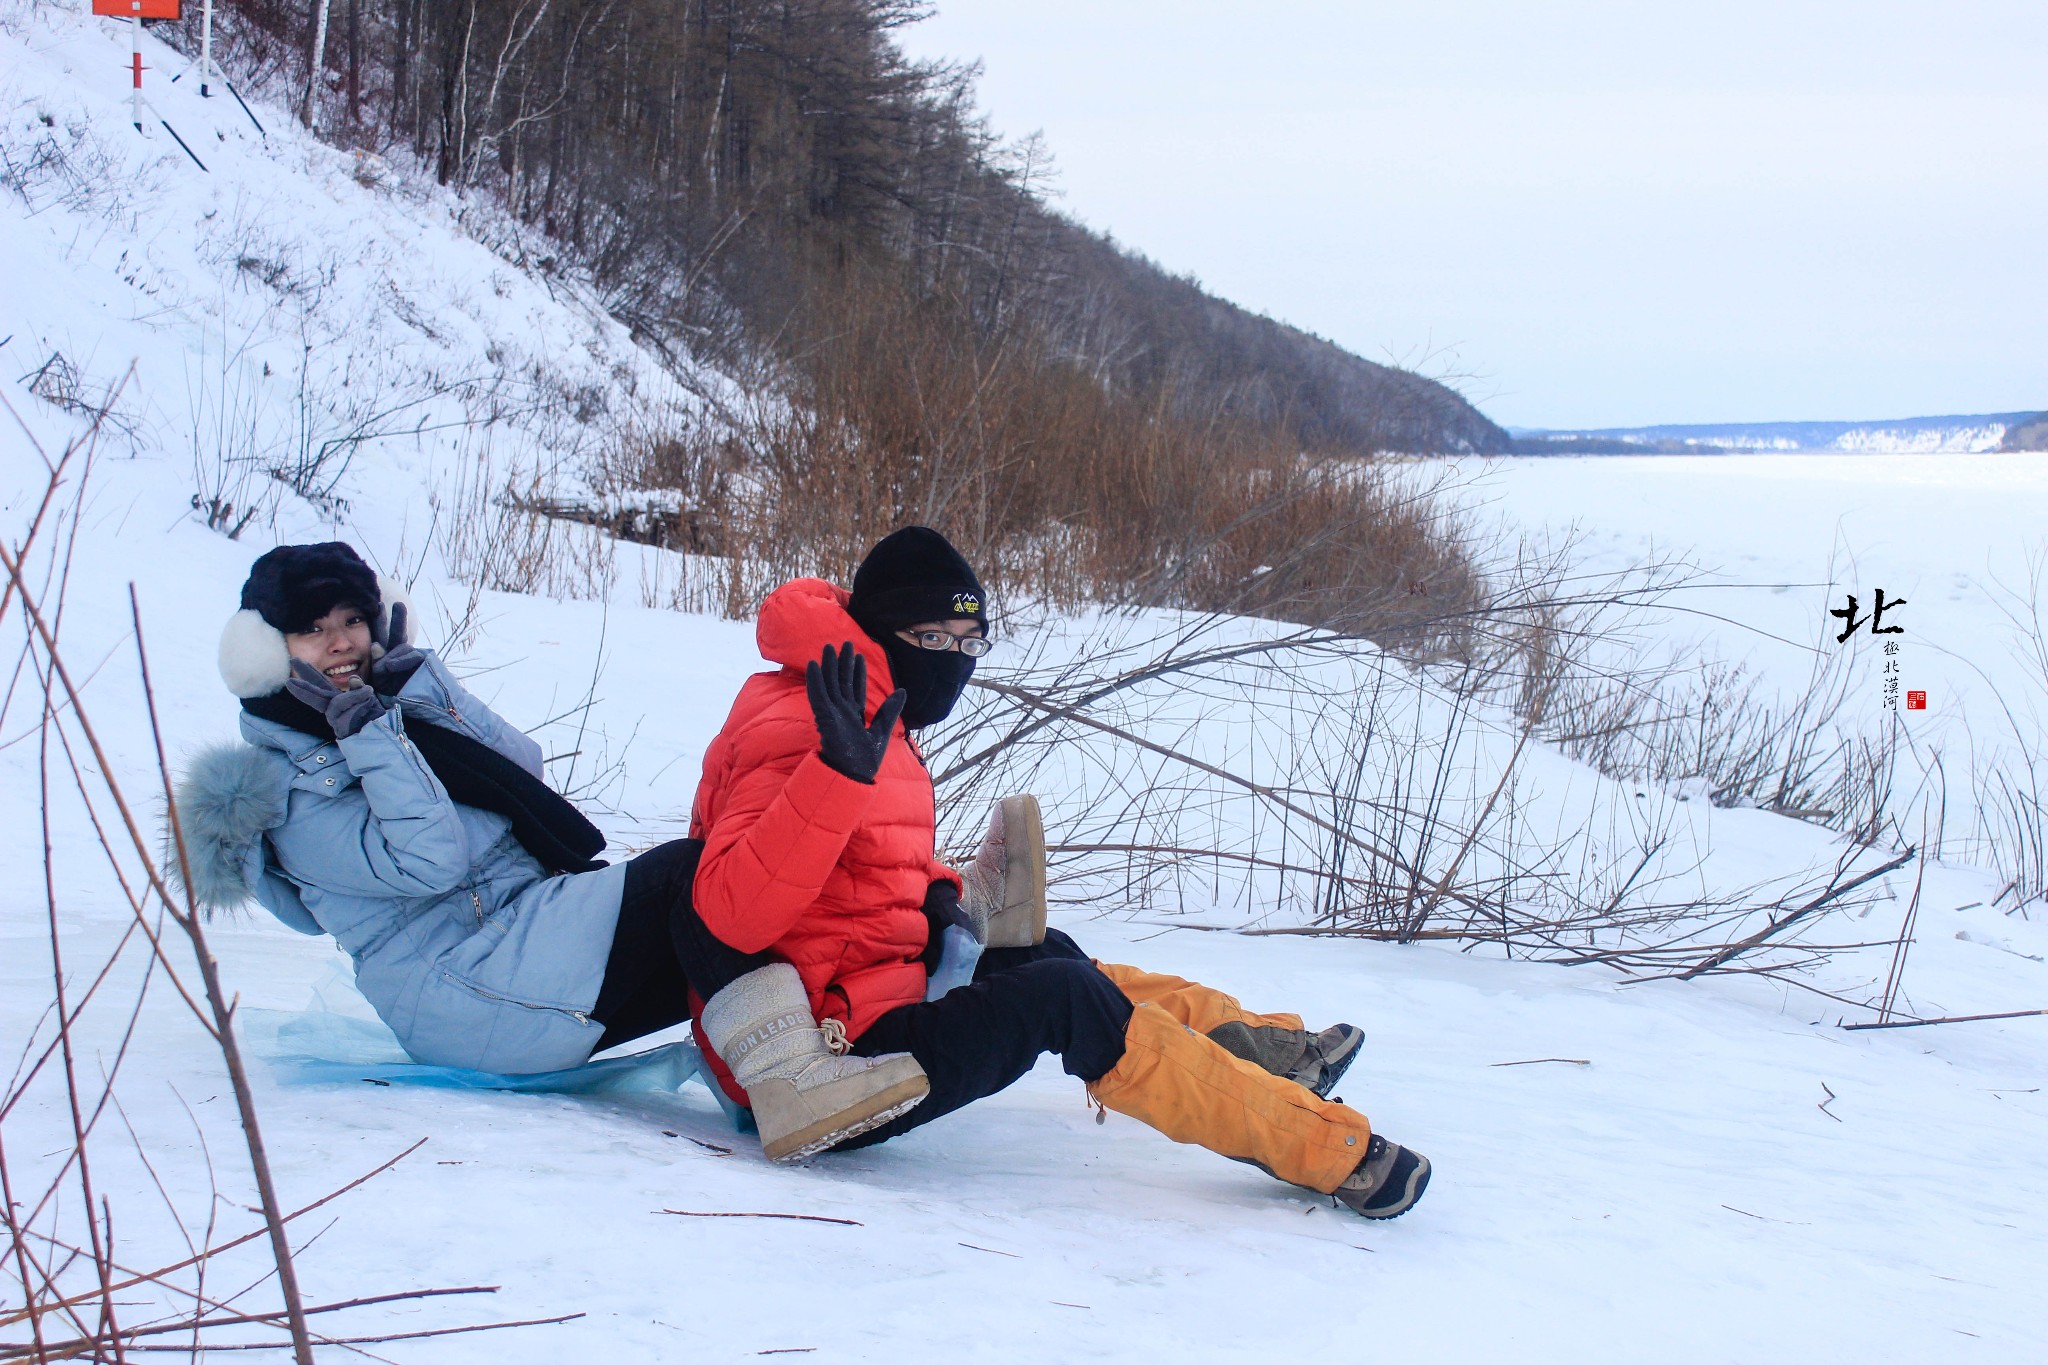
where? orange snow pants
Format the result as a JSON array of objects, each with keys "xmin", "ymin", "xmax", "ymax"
[
  {"xmin": 1086, "ymin": 998, "xmax": 1371, "ymax": 1195},
  {"xmin": 1093, "ymin": 960, "xmax": 1305, "ymax": 1036}
]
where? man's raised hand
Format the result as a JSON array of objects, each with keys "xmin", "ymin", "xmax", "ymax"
[{"xmin": 806, "ymin": 642, "xmax": 906, "ymax": 784}]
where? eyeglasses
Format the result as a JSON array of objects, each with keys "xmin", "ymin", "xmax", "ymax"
[{"xmin": 903, "ymin": 629, "xmax": 993, "ymax": 658}]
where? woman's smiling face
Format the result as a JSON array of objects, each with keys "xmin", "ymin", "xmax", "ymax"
[{"xmin": 286, "ymin": 603, "xmax": 374, "ymax": 687}]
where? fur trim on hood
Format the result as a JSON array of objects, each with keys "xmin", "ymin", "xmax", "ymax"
[
  {"xmin": 216, "ymin": 574, "xmax": 413, "ymax": 698},
  {"xmin": 170, "ymin": 742, "xmax": 292, "ymax": 912}
]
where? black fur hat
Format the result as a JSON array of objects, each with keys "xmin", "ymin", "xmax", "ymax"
[
  {"xmin": 240, "ymin": 542, "xmax": 381, "ymax": 634},
  {"xmin": 848, "ymin": 527, "xmax": 988, "ymax": 636}
]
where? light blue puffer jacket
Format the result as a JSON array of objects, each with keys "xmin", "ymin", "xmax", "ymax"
[{"xmin": 199, "ymin": 651, "xmax": 625, "ymax": 1073}]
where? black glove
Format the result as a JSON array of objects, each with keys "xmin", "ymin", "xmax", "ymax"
[
  {"xmin": 919, "ymin": 880, "xmax": 972, "ymax": 973},
  {"xmin": 806, "ymin": 642, "xmax": 906, "ymax": 784},
  {"xmin": 370, "ymin": 601, "xmax": 425, "ymax": 694},
  {"xmin": 286, "ymin": 659, "xmax": 389, "ymax": 739}
]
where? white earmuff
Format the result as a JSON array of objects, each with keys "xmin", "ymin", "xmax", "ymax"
[{"xmin": 217, "ymin": 609, "xmax": 292, "ymax": 698}]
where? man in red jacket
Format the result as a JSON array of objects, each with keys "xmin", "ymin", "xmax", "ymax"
[{"xmin": 689, "ymin": 528, "xmax": 1430, "ymax": 1218}]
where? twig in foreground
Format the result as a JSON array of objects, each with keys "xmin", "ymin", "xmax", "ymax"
[
  {"xmin": 111, "ymin": 1312, "xmax": 584, "ymax": 1352},
  {"xmin": 1720, "ymin": 1204, "xmax": 1806, "ymax": 1226},
  {"xmin": 658, "ymin": 1210, "xmax": 861, "ymax": 1226},
  {"xmin": 1841, "ymin": 1008, "xmax": 2048, "ymax": 1032},
  {"xmin": 1677, "ymin": 848, "xmax": 1915, "ymax": 980},
  {"xmin": 133, "ymin": 586, "xmax": 314, "ymax": 1365},
  {"xmin": 4, "ymin": 1285, "xmax": 503, "ymax": 1358},
  {"xmin": 8, "ymin": 1140, "xmax": 429, "ymax": 1328}
]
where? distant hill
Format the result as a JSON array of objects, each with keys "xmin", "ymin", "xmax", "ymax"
[
  {"xmin": 2000, "ymin": 413, "xmax": 2048, "ymax": 452},
  {"xmin": 168, "ymin": 2, "xmax": 1503, "ymax": 458},
  {"xmin": 1513, "ymin": 413, "xmax": 2038, "ymax": 455}
]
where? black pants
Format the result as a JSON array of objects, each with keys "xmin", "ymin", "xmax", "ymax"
[
  {"xmin": 588, "ymin": 839, "xmax": 771, "ymax": 1054},
  {"xmin": 832, "ymin": 928, "xmax": 1134, "ymax": 1150}
]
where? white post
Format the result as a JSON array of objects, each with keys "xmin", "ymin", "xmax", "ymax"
[
  {"xmin": 201, "ymin": 0, "xmax": 215, "ymax": 97},
  {"xmin": 129, "ymin": 8, "xmax": 144, "ymax": 131}
]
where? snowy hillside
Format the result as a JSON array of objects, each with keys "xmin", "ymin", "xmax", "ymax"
[
  {"xmin": 3, "ymin": 7, "xmax": 2045, "ymax": 1363},
  {"xmin": 1, "ymin": 0, "xmax": 718, "ymax": 636}
]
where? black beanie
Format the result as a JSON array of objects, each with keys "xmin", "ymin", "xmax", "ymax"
[
  {"xmin": 239, "ymin": 542, "xmax": 381, "ymax": 634},
  {"xmin": 847, "ymin": 527, "xmax": 989, "ymax": 637}
]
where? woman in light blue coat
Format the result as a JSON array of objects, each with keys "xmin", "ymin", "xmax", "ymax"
[{"xmin": 182, "ymin": 542, "xmax": 929, "ymax": 1155}]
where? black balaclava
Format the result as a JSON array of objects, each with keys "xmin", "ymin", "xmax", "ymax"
[
  {"xmin": 240, "ymin": 541, "xmax": 381, "ymax": 636},
  {"xmin": 847, "ymin": 526, "xmax": 989, "ymax": 728}
]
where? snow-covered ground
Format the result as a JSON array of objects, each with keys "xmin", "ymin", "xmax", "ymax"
[
  {"xmin": 14, "ymin": 881, "xmax": 2045, "ymax": 1362},
  {"xmin": 3, "ymin": 7, "xmax": 2044, "ymax": 1362}
]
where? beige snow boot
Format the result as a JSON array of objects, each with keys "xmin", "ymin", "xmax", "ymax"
[
  {"xmin": 700, "ymin": 964, "xmax": 929, "ymax": 1162},
  {"xmin": 962, "ymin": 793, "xmax": 1047, "ymax": 949}
]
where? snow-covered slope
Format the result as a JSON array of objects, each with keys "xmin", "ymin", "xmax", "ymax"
[
  {"xmin": 1, "ymin": 0, "xmax": 710, "ymax": 625},
  {"xmin": 3, "ymin": 7, "xmax": 2045, "ymax": 1363}
]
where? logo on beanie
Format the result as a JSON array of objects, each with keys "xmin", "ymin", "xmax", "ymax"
[{"xmin": 951, "ymin": 592, "xmax": 982, "ymax": 616}]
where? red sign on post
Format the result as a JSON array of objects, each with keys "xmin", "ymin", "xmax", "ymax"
[{"xmin": 92, "ymin": 1, "xmax": 183, "ymax": 18}]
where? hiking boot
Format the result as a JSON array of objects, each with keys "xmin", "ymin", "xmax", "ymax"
[
  {"xmin": 964, "ymin": 793, "xmax": 1047, "ymax": 949},
  {"xmin": 1205, "ymin": 1020, "xmax": 1363, "ymax": 1098},
  {"xmin": 1331, "ymin": 1134, "xmax": 1431, "ymax": 1220},
  {"xmin": 699, "ymin": 964, "xmax": 929, "ymax": 1163},
  {"xmin": 1290, "ymin": 1023, "xmax": 1364, "ymax": 1098}
]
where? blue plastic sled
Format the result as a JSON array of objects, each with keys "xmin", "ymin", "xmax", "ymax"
[{"xmin": 245, "ymin": 1007, "xmax": 755, "ymax": 1132}]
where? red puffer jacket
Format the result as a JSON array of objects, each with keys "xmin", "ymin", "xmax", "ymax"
[{"xmin": 689, "ymin": 578, "xmax": 958, "ymax": 1063}]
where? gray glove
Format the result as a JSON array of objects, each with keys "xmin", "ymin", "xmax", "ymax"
[
  {"xmin": 370, "ymin": 601, "xmax": 424, "ymax": 694},
  {"xmin": 286, "ymin": 659, "xmax": 389, "ymax": 739}
]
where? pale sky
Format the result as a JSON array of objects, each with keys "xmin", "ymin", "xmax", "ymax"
[{"xmin": 897, "ymin": 1, "xmax": 2048, "ymax": 430}]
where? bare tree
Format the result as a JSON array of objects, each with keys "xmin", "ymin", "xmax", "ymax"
[{"xmin": 302, "ymin": 0, "xmax": 333, "ymax": 128}]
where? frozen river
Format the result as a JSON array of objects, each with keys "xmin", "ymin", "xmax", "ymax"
[
  {"xmin": 1428, "ymin": 450, "xmax": 2048, "ymax": 723},
  {"xmin": 1422, "ymin": 451, "xmax": 2048, "ymax": 870}
]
